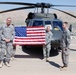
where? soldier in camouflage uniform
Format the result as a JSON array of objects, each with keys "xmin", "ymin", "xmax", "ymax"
[
  {"xmin": 43, "ymin": 25, "xmax": 53, "ymax": 61},
  {"xmin": 60, "ymin": 22, "xmax": 71, "ymax": 70},
  {"xmin": 0, "ymin": 17, "xmax": 15, "ymax": 67}
]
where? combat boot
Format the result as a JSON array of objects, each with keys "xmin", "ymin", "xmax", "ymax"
[
  {"xmin": 5, "ymin": 62, "xmax": 10, "ymax": 67},
  {"xmin": 60, "ymin": 66, "xmax": 67, "ymax": 71}
]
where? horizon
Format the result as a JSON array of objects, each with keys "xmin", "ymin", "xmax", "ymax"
[{"xmin": 0, "ymin": 10, "xmax": 76, "ymax": 25}]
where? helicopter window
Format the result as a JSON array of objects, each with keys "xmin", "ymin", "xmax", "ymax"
[
  {"xmin": 45, "ymin": 21, "xmax": 51, "ymax": 25},
  {"xmin": 32, "ymin": 20, "xmax": 43, "ymax": 26},
  {"xmin": 53, "ymin": 21, "xmax": 63, "ymax": 30},
  {"xmin": 45, "ymin": 21, "xmax": 52, "ymax": 29}
]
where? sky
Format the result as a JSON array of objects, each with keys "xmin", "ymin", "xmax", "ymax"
[{"xmin": 0, "ymin": 0, "xmax": 76, "ymax": 12}]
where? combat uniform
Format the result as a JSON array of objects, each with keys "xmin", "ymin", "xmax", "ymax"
[
  {"xmin": 43, "ymin": 31, "xmax": 53, "ymax": 59},
  {"xmin": 61, "ymin": 29, "xmax": 71, "ymax": 67},
  {"xmin": 0, "ymin": 24, "xmax": 15, "ymax": 63}
]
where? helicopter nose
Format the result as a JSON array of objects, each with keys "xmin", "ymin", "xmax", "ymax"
[{"xmin": 52, "ymin": 30, "xmax": 63, "ymax": 41}]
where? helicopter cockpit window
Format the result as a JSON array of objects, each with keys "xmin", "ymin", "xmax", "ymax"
[
  {"xmin": 45, "ymin": 21, "xmax": 52, "ymax": 30},
  {"xmin": 45, "ymin": 21, "xmax": 51, "ymax": 25},
  {"xmin": 53, "ymin": 21, "xmax": 63, "ymax": 30},
  {"xmin": 32, "ymin": 20, "xmax": 43, "ymax": 26}
]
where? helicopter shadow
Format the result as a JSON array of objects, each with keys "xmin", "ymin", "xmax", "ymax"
[
  {"xmin": 14, "ymin": 46, "xmax": 42, "ymax": 59},
  {"xmin": 15, "ymin": 46, "xmax": 59, "ymax": 59},
  {"xmin": 21, "ymin": 46, "xmax": 43, "ymax": 59}
]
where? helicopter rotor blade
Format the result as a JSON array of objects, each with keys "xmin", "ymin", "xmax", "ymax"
[
  {"xmin": 52, "ymin": 5, "xmax": 76, "ymax": 7},
  {"xmin": 0, "ymin": 2, "xmax": 76, "ymax": 7},
  {"xmin": 51, "ymin": 8, "xmax": 76, "ymax": 18},
  {"xmin": 0, "ymin": 6, "xmax": 35, "ymax": 14},
  {"xmin": 0, "ymin": 2, "xmax": 36, "ymax": 6}
]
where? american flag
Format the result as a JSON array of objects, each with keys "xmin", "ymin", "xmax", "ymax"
[{"xmin": 13, "ymin": 26, "xmax": 46, "ymax": 45}]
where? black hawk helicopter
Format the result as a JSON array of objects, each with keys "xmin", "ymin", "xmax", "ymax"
[{"xmin": 0, "ymin": 2, "xmax": 76, "ymax": 49}]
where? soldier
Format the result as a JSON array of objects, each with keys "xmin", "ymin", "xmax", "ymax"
[
  {"xmin": 0, "ymin": 17, "xmax": 15, "ymax": 67},
  {"xmin": 43, "ymin": 25, "xmax": 53, "ymax": 61},
  {"xmin": 60, "ymin": 22, "xmax": 71, "ymax": 70}
]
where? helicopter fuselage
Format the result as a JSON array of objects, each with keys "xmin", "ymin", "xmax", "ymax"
[{"xmin": 26, "ymin": 13, "xmax": 63, "ymax": 48}]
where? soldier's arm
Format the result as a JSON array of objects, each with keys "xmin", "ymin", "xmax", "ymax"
[
  {"xmin": 10, "ymin": 26, "xmax": 15, "ymax": 41},
  {"xmin": 0, "ymin": 26, "xmax": 6, "ymax": 41},
  {"xmin": 66, "ymin": 30, "xmax": 71, "ymax": 48}
]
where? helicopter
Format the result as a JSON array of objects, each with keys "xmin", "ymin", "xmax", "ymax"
[{"xmin": 0, "ymin": 2, "xmax": 76, "ymax": 50}]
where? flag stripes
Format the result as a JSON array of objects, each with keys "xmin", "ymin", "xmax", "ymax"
[{"xmin": 13, "ymin": 26, "xmax": 45, "ymax": 45}]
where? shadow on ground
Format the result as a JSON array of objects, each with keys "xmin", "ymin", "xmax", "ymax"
[
  {"xmin": 70, "ymin": 49, "xmax": 76, "ymax": 51},
  {"xmin": 15, "ymin": 46, "xmax": 59, "ymax": 59},
  {"xmin": 47, "ymin": 61, "xmax": 61, "ymax": 69}
]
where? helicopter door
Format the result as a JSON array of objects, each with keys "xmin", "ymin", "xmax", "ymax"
[{"xmin": 52, "ymin": 21, "xmax": 63, "ymax": 41}]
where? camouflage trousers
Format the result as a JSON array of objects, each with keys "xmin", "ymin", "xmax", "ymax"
[
  {"xmin": 43, "ymin": 45, "xmax": 51, "ymax": 58},
  {"xmin": 61, "ymin": 47, "xmax": 70, "ymax": 67},
  {"xmin": 0, "ymin": 41, "xmax": 13, "ymax": 62}
]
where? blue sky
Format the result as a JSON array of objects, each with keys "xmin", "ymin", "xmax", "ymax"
[{"xmin": 0, "ymin": 0, "xmax": 76, "ymax": 11}]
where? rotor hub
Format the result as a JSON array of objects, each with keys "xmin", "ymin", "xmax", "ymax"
[{"xmin": 36, "ymin": 3, "xmax": 51, "ymax": 8}]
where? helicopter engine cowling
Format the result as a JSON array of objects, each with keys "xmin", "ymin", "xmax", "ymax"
[
  {"xmin": 25, "ymin": 13, "xmax": 58, "ymax": 26},
  {"xmin": 25, "ymin": 12, "xmax": 35, "ymax": 25},
  {"xmin": 53, "ymin": 13, "xmax": 57, "ymax": 19}
]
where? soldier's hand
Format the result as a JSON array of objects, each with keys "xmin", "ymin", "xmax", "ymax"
[
  {"xmin": 65, "ymin": 48, "xmax": 68, "ymax": 51},
  {"xmin": 5, "ymin": 39, "xmax": 10, "ymax": 42},
  {"xmin": 43, "ymin": 44, "xmax": 46, "ymax": 47}
]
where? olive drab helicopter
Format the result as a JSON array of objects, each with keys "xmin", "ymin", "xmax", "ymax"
[{"xmin": 0, "ymin": 2, "xmax": 76, "ymax": 49}]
